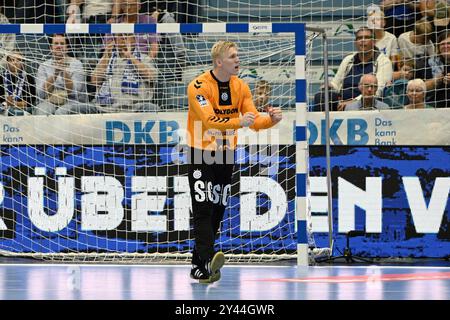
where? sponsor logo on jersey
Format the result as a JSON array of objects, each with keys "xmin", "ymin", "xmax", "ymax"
[
  {"xmin": 205, "ymin": 129, "xmax": 235, "ymax": 137},
  {"xmin": 214, "ymin": 108, "xmax": 238, "ymax": 115},
  {"xmin": 218, "ymin": 84, "xmax": 232, "ymax": 106},
  {"xmin": 196, "ymin": 95, "xmax": 208, "ymax": 107},
  {"xmin": 194, "ymin": 80, "xmax": 203, "ymax": 89},
  {"xmin": 193, "ymin": 181, "xmax": 231, "ymax": 205},
  {"xmin": 193, "ymin": 169, "xmax": 202, "ymax": 179}
]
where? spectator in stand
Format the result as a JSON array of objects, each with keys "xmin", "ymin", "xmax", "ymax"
[
  {"xmin": 316, "ymin": 27, "xmax": 393, "ymax": 111},
  {"xmin": 422, "ymin": 30, "xmax": 450, "ymax": 108},
  {"xmin": 380, "ymin": 0, "xmax": 419, "ymax": 37},
  {"xmin": 367, "ymin": 7, "xmax": 400, "ymax": 69},
  {"xmin": 398, "ymin": 19, "xmax": 435, "ymax": 61},
  {"xmin": 397, "ymin": 59, "xmax": 415, "ymax": 80},
  {"xmin": 35, "ymin": 34, "xmax": 94, "ymax": 115},
  {"xmin": 91, "ymin": 33, "xmax": 158, "ymax": 113},
  {"xmin": 0, "ymin": 51, "xmax": 35, "ymax": 116},
  {"xmin": 404, "ymin": 78, "xmax": 433, "ymax": 108},
  {"xmin": 105, "ymin": 0, "xmax": 158, "ymax": 59},
  {"xmin": 382, "ymin": 59, "xmax": 414, "ymax": 108},
  {"xmin": 345, "ymin": 74, "xmax": 390, "ymax": 110},
  {"xmin": 418, "ymin": 0, "xmax": 450, "ymax": 44},
  {"xmin": 253, "ymin": 80, "xmax": 272, "ymax": 113}
]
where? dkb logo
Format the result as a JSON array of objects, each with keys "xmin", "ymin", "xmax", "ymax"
[
  {"xmin": 105, "ymin": 120, "xmax": 180, "ymax": 144},
  {"xmin": 308, "ymin": 118, "xmax": 369, "ymax": 145}
]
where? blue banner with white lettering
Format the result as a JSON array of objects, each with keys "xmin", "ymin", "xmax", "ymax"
[
  {"xmin": 0, "ymin": 145, "xmax": 448, "ymax": 257},
  {"xmin": 310, "ymin": 146, "xmax": 450, "ymax": 258}
]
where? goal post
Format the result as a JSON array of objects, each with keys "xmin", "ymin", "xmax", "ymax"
[{"xmin": 0, "ymin": 22, "xmax": 329, "ymax": 265}]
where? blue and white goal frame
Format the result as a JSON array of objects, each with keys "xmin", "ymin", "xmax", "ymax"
[{"xmin": 0, "ymin": 22, "xmax": 310, "ymax": 266}]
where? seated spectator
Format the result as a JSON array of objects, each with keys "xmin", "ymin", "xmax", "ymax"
[
  {"xmin": 422, "ymin": 30, "xmax": 450, "ymax": 108},
  {"xmin": 91, "ymin": 34, "xmax": 159, "ymax": 113},
  {"xmin": 382, "ymin": 60, "xmax": 414, "ymax": 108},
  {"xmin": 35, "ymin": 34, "xmax": 94, "ymax": 115},
  {"xmin": 367, "ymin": 8, "xmax": 400, "ymax": 69},
  {"xmin": 105, "ymin": 0, "xmax": 158, "ymax": 59},
  {"xmin": 253, "ymin": 80, "xmax": 272, "ymax": 113},
  {"xmin": 345, "ymin": 74, "xmax": 390, "ymax": 110},
  {"xmin": 379, "ymin": 0, "xmax": 419, "ymax": 37},
  {"xmin": 398, "ymin": 19, "xmax": 435, "ymax": 61},
  {"xmin": 0, "ymin": 9, "xmax": 16, "ymax": 68},
  {"xmin": 315, "ymin": 27, "xmax": 393, "ymax": 111},
  {"xmin": 397, "ymin": 58, "xmax": 415, "ymax": 80},
  {"xmin": 0, "ymin": 51, "xmax": 35, "ymax": 116},
  {"xmin": 404, "ymin": 78, "xmax": 433, "ymax": 108}
]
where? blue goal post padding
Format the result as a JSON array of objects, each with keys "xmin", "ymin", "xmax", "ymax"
[
  {"xmin": 0, "ymin": 23, "xmax": 306, "ymax": 55},
  {"xmin": 0, "ymin": 22, "xmax": 304, "ymax": 34}
]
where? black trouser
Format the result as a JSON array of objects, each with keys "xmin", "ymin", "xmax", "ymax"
[{"xmin": 188, "ymin": 148, "xmax": 234, "ymax": 264}]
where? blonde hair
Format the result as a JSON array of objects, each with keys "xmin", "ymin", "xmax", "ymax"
[
  {"xmin": 407, "ymin": 78, "xmax": 426, "ymax": 92},
  {"xmin": 211, "ymin": 41, "xmax": 237, "ymax": 67}
]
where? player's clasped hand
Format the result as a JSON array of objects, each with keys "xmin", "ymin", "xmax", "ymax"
[
  {"xmin": 268, "ymin": 107, "xmax": 282, "ymax": 125},
  {"xmin": 442, "ymin": 73, "xmax": 450, "ymax": 86},
  {"xmin": 240, "ymin": 112, "xmax": 255, "ymax": 127}
]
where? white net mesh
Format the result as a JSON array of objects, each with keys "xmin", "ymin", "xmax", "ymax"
[
  {"xmin": 6, "ymin": 0, "xmax": 443, "ymax": 263},
  {"xmin": 0, "ymin": 27, "xmax": 313, "ymax": 263},
  {"xmin": 3, "ymin": 0, "xmax": 447, "ymax": 110}
]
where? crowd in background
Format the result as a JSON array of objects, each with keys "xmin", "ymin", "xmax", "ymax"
[
  {"xmin": 313, "ymin": 0, "xmax": 450, "ymax": 111},
  {"xmin": 0, "ymin": 0, "xmax": 188, "ymax": 116},
  {"xmin": 1, "ymin": 0, "xmax": 450, "ymax": 115}
]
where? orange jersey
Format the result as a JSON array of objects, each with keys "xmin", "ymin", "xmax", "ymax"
[{"xmin": 187, "ymin": 70, "xmax": 273, "ymax": 150}]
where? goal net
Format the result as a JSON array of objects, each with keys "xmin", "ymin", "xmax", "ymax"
[{"xmin": 0, "ymin": 23, "xmax": 325, "ymax": 264}]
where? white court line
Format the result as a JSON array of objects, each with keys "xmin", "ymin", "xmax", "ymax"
[
  {"xmin": 0, "ymin": 263, "xmax": 292, "ymax": 268},
  {"xmin": 313, "ymin": 265, "xmax": 450, "ymax": 270}
]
